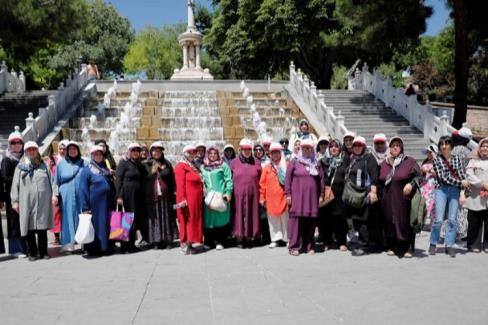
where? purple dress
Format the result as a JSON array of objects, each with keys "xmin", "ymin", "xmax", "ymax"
[
  {"xmin": 230, "ymin": 157, "xmax": 262, "ymax": 239},
  {"xmin": 285, "ymin": 159, "xmax": 324, "ymax": 252}
]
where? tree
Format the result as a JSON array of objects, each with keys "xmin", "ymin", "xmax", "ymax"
[
  {"xmin": 123, "ymin": 24, "xmax": 185, "ymax": 80},
  {"xmin": 204, "ymin": 0, "xmax": 432, "ymax": 88}
]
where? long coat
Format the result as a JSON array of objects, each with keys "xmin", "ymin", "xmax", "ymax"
[
  {"xmin": 79, "ymin": 162, "xmax": 115, "ymax": 252},
  {"xmin": 115, "ymin": 158, "xmax": 147, "ymax": 235},
  {"xmin": 379, "ymin": 156, "xmax": 420, "ymax": 241},
  {"xmin": 56, "ymin": 158, "xmax": 88, "ymax": 245},
  {"xmin": 10, "ymin": 160, "xmax": 54, "ymax": 236},
  {"xmin": 144, "ymin": 158, "xmax": 177, "ymax": 244},
  {"xmin": 201, "ymin": 162, "xmax": 233, "ymax": 229},
  {"xmin": 230, "ymin": 157, "xmax": 261, "ymax": 239}
]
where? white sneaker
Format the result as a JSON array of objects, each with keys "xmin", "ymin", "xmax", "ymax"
[
  {"xmin": 269, "ymin": 242, "xmax": 278, "ymax": 248},
  {"xmin": 12, "ymin": 252, "xmax": 27, "ymax": 258},
  {"xmin": 216, "ymin": 244, "xmax": 224, "ymax": 251}
]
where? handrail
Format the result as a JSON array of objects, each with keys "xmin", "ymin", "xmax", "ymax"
[
  {"xmin": 0, "ymin": 60, "xmax": 26, "ymax": 94},
  {"xmin": 348, "ymin": 64, "xmax": 478, "ymax": 150}
]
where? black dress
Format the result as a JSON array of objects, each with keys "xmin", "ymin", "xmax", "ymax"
[
  {"xmin": 144, "ymin": 158, "xmax": 177, "ymax": 246},
  {"xmin": 0, "ymin": 166, "xmax": 5, "ymax": 254},
  {"xmin": 115, "ymin": 158, "xmax": 147, "ymax": 251}
]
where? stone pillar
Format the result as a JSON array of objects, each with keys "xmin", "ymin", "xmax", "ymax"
[
  {"xmin": 196, "ymin": 44, "xmax": 201, "ymax": 69},
  {"xmin": 183, "ymin": 44, "xmax": 188, "ymax": 69}
]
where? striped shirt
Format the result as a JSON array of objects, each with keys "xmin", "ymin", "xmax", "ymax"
[{"xmin": 433, "ymin": 154, "xmax": 466, "ymax": 188}]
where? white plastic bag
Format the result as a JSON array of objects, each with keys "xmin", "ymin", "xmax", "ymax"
[
  {"xmin": 75, "ymin": 213, "xmax": 95, "ymax": 244},
  {"xmin": 204, "ymin": 191, "xmax": 227, "ymax": 212}
]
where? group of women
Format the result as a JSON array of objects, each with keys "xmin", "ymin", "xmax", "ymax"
[{"xmin": 1, "ymin": 120, "xmax": 487, "ymax": 260}]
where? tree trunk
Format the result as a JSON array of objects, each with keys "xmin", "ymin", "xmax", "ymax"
[{"xmin": 452, "ymin": 0, "xmax": 468, "ymax": 129}]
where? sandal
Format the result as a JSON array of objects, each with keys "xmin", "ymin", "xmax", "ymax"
[
  {"xmin": 339, "ymin": 245, "xmax": 348, "ymax": 252},
  {"xmin": 386, "ymin": 250, "xmax": 395, "ymax": 256},
  {"xmin": 289, "ymin": 250, "xmax": 299, "ymax": 256},
  {"xmin": 404, "ymin": 252, "xmax": 413, "ymax": 258}
]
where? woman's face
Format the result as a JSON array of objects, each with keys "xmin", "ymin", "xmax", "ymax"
[
  {"xmin": 302, "ymin": 146, "xmax": 313, "ymax": 157},
  {"xmin": 479, "ymin": 143, "xmax": 488, "ymax": 159},
  {"xmin": 427, "ymin": 151, "xmax": 435, "ymax": 161},
  {"xmin": 241, "ymin": 148, "xmax": 252, "ymax": 158},
  {"xmin": 130, "ymin": 148, "xmax": 141, "ymax": 160},
  {"xmin": 293, "ymin": 140, "xmax": 301, "ymax": 153},
  {"xmin": 329, "ymin": 142, "xmax": 340, "ymax": 157},
  {"xmin": 92, "ymin": 151, "xmax": 104, "ymax": 164},
  {"xmin": 271, "ymin": 150, "xmax": 281, "ymax": 162},
  {"xmin": 186, "ymin": 149, "xmax": 197, "ymax": 161},
  {"xmin": 224, "ymin": 148, "xmax": 234, "ymax": 158},
  {"xmin": 352, "ymin": 143, "xmax": 364, "ymax": 156},
  {"xmin": 151, "ymin": 148, "xmax": 162, "ymax": 160},
  {"xmin": 318, "ymin": 142, "xmax": 328, "ymax": 154},
  {"xmin": 98, "ymin": 143, "xmax": 107, "ymax": 153},
  {"xmin": 344, "ymin": 137, "xmax": 354, "ymax": 150},
  {"xmin": 58, "ymin": 146, "xmax": 66, "ymax": 157},
  {"xmin": 196, "ymin": 147, "xmax": 206, "ymax": 158},
  {"xmin": 389, "ymin": 141, "xmax": 402, "ymax": 158},
  {"xmin": 25, "ymin": 148, "xmax": 37, "ymax": 160},
  {"xmin": 439, "ymin": 141, "xmax": 452, "ymax": 156},
  {"xmin": 68, "ymin": 146, "xmax": 79, "ymax": 159},
  {"xmin": 9, "ymin": 140, "xmax": 23, "ymax": 152},
  {"xmin": 374, "ymin": 141, "xmax": 387, "ymax": 154},
  {"xmin": 208, "ymin": 149, "xmax": 218, "ymax": 162},
  {"xmin": 254, "ymin": 147, "xmax": 264, "ymax": 159}
]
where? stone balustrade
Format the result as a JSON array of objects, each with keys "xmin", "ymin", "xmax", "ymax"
[
  {"xmin": 0, "ymin": 61, "xmax": 26, "ymax": 94},
  {"xmin": 289, "ymin": 62, "xmax": 349, "ymax": 139},
  {"xmin": 348, "ymin": 64, "xmax": 478, "ymax": 149}
]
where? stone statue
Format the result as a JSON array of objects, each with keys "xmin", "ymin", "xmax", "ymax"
[{"xmin": 188, "ymin": 0, "xmax": 195, "ymax": 29}]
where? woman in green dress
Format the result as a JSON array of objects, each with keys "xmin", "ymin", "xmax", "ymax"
[{"xmin": 200, "ymin": 146, "xmax": 233, "ymax": 250}]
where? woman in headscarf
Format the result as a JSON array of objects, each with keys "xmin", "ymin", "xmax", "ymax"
[
  {"xmin": 342, "ymin": 131, "xmax": 356, "ymax": 158},
  {"xmin": 259, "ymin": 143, "xmax": 288, "ymax": 248},
  {"xmin": 144, "ymin": 142, "xmax": 177, "ymax": 249},
  {"xmin": 10, "ymin": 142, "xmax": 55, "ymax": 261},
  {"xmin": 253, "ymin": 143, "xmax": 269, "ymax": 166},
  {"xmin": 115, "ymin": 143, "xmax": 147, "ymax": 253},
  {"xmin": 45, "ymin": 139, "xmax": 69, "ymax": 245},
  {"xmin": 318, "ymin": 139, "xmax": 349, "ymax": 252},
  {"xmin": 285, "ymin": 138, "xmax": 324, "ymax": 256},
  {"xmin": 230, "ymin": 139, "xmax": 262, "ymax": 248},
  {"xmin": 291, "ymin": 138, "xmax": 301, "ymax": 160},
  {"xmin": 371, "ymin": 134, "xmax": 388, "ymax": 166},
  {"xmin": 223, "ymin": 144, "xmax": 236, "ymax": 164},
  {"xmin": 429, "ymin": 136, "xmax": 468, "ymax": 258},
  {"xmin": 464, "ymin": 138, "xmax": 488, "ymax": 253},
  {"xmin": 94, "ymin": 139, "xmax": 117, "ymax": 172},
  {"xmin": 316, "ymin": 136, "xmax": 330, "ymax": 160},
  {"xmin": 0, "ymin": 129, "xmax": 28, "ymax": 257},
  {"xmin": 194, "ymin": 143, "xmax": 206, "ymax": 169},
  {"xmin": 175, "ymin": 144, "xmax": 204, "ymax": 254},
  {"xmin": 420, "ymin": 145, "xmax": 438, "ymax": 226},
  {"xmin": 200, "ymin": 146, "xmax": 233, "ymax": 250},
  {"xmin": 79, "ymin": 145, "xmax": 116, "ymax": 256},
  {"xmin": 56, "ymin": 141, "xmax": 88, "ymax": 253},
  {"xmin": 343, "ymin": 136, "xmax": 379, "ymax": 256},
  {"xmin": 379, "ymin": 137, "xmax": 421, "ymax": 258},
  {"xmin": 254, "ymin": 142, "xmax": 270, "ymax": 244}
]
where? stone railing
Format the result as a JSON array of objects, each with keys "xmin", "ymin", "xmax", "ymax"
[
  {"xmin": 348, "ymin": 64, "xmax": 478, "ymax": 149},
  {"xmin": 0, "ymin": 61, "xmax": 26, "ymax": 94},
  {"xmin": 289, "ymin": 62, "xmax": 349, "ymax": 139},
  {"xmin": 20, "ymin": 64, "xmax": 89, "ymax": 144}
]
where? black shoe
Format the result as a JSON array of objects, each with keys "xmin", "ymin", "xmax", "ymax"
[
  {"xmin": 28, "ymin": 256, "xmax": 38, "ymax": 262},
  {"xmin": 351, "ymin": 248, "xmax": 367, "ymax": 256},
  {"xmin": 447, "ymin": 247, "xmax": 456, "ymax": 258},
  {"xmin": 428, "ymin": 245, "xmax": 436, "ymax": 255}
]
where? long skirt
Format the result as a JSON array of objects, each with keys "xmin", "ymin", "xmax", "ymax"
[
  {"xmin": 147, "ymin": 198, "xmax": 177, "ymax": 244},
  {"xmin": 288, "ymin": 216, "xmax": 316, "ymax": 252}
]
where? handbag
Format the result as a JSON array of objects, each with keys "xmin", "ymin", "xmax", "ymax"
[
  {"xmin": 75, "ymin": 213, "xmax": 95, "ymax": 244},
  {"xmin": 204, "ymin": 172, "xmax": 227, "ymax": 212},
  {"xmin": 342, "ymin": 159, "xmax": 368, "ymax": 209},
  {"xmin": 109, "ymin": 205, "xmax": 135, "ymax": 241},
  {"xmin": 319, "ymin": 171, "xmax": 336, "ymax": 208}
]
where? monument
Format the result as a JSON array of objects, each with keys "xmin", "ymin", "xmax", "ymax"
[{"xmin": 171, "ymin": 0, "xmax": 213, "ymax": 80}]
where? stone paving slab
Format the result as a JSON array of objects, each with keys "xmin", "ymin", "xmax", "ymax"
[{"xmin": 1, "ymin": 231, "xmax": 488, "ymax": 325}]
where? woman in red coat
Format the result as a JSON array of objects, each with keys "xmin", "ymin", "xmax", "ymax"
[{"xmin": 175, "ymin": 144, "xmax": 204, "ymax": 255}]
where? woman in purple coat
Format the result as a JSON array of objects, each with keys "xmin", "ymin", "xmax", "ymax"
[
  {"xmin": 379, "ymin": 137, "xmax": 421, "ymax": 258},
  {"xmin": 230, "ymin": 139, "xmax": 262, "ymax": 247},
  {"xmin": 285, "ymin": 138, "xmax": 324, "ymax": 256}
]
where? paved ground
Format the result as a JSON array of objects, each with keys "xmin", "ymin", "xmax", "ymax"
[{"xmin": 1, "ymin": 220, "xmax": 488, "ymax": 325}]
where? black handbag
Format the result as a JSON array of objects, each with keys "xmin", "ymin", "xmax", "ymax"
[{"xmin": 342, "ymin": 159, "xmax": 368, "ymax": 209}]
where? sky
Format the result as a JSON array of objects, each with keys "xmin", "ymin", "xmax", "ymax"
[{"xmin": 109, "ymin": 0, "xmax": 451, "ymax": 36}]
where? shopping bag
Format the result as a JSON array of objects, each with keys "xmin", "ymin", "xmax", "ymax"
[
  {"xmin": 204, "ymin": 191, "xmax": 227, "ymax": 212},
  {"xmin": 109, "ymin": 206, "xmax": 135, "ymax": 241},
  {"xmin": 75, "ymin": 213, "xmax": 95, "ymax": 244}
]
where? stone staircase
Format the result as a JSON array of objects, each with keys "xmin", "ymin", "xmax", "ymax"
[{"xmin": 320, "ymin": 90, "xmax": 431, "ymax": 160}]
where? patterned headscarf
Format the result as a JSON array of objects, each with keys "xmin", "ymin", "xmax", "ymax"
[{"xmin": 203, "ymin": 146, "xmax": 224, "ymax": 171}]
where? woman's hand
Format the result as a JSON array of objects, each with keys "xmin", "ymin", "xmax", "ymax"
[
  {"xmin": 259, "ymin": 200, "xmax": 265, "ymax": 207},
  {"xmin": 52, "ymin": 196, "xmax": 59, "ymax": 206},
  {"xmin": 12, "ymin": 202, "xmax": 19, "ymax": 214},
  {"xmin": 461, "ymin": 180, "xmax": 469, "ymax": 189},
  {"xmin": 286, "ymin": 196, "xmax": 292, "ymax": 206},
  {"xmin": 224, "ymin": 194, "xmax": 232, "ymax": 202},
  {"xmin": 484, "ymin": 183, "xmax": 488, "ymax": 191},
  {"xmin": 179, "ymin": 200, "xmax": 188, "ymax": 208},
  {"xmin": 117, "ymin": 197, "xmax": 124, "ymax": 206},
  {"xmin": 403, "ymin": 183, "xmax": 413, "ymax": 196},
  {"xmin": 368, "ymin": 192, "xmax": 378, "ymax": 204}
]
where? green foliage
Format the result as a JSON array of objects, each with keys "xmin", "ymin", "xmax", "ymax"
[
  {"xmin": 330, "ymin": 65, "xmax": 348, "ymax": 90},
  {"xmin": 123, "ymin": 24, "xmax": 184, "ymax": 80}
]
